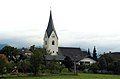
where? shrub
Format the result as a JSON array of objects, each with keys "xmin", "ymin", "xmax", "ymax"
[{"xmin": 89, "ymin": 63, "xmax": 99, "ymax": 73}]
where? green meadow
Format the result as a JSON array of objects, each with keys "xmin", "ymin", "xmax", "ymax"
[{"xmin": 2, "ymin": 73, "xmax": 120, "ymax": 79}]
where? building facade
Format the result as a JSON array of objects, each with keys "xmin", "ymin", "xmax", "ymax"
[{"xmin": 43, "ymin": 10, "xmax": 58, "ymax": 55}]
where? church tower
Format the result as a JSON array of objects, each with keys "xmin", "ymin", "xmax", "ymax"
[{"xmin": 43, "ymin": 10, "xmax": 58, "ymax": 55}]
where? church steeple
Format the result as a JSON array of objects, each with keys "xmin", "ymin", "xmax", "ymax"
[
  {"xmin": 46, "ymin": 10, "xmax": 58, "ymax": 39},
  {"xmin": 43, "ymin": 10, "xmax": 58, "ymax": 55}
]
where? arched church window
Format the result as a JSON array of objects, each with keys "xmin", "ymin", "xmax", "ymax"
[{"xmin": 52, "ymin": 40, "xmax": 55, "ymax": 45}]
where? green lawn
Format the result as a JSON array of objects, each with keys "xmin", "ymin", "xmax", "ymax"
[{"xmin": 1, "ymin": 73, "xmax": 120, "ymax": 79}]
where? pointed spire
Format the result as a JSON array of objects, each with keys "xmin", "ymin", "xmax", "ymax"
[{"xmin": 46, "ymin": 10, "xmax": 58, "ymax": 39}]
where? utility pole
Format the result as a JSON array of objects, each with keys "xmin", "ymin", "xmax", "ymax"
[
  {"xmin": 73, "ymin": 55, "xmax": 77, "ymax": 74},
  {"xmin": 74, "ymin": 59, "xmax": 76, "ymax": 74}
]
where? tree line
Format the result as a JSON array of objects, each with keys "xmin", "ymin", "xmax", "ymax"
[
  {"xmin": 0, "ymin": 45, "xmax": 120, "ymax": 76},
  {"xmin": 0, "ymin": 45, "xmax": 66, "ymax": 76}
]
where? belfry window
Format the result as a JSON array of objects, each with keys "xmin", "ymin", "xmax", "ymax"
[{"xmin": 52, "ymin": 40, "xmax": 55, "ymax": 45}]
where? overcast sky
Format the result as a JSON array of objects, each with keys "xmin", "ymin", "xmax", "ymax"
[{"xmin": 0, "ymin": 0, "xmax": 120, "ymax": 54}]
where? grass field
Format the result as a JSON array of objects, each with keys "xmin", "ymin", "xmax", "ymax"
[{"xmin": 1, "ymin": 73, "xmax": 120, "ymax": 79}]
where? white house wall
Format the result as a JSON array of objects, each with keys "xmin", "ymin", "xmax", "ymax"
[
  {"xmin": 48, "ymin": 31, "xmax": 58, "ymax": 55},
  {"xmin": 80, "ymin": 58, "xmax": 96, "ymax": 64}
]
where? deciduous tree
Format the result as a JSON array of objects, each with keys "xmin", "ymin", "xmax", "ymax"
[
  {"xmin": 0, "ymin": 54, "xmax": 8, "ymax": 75},
  {"xmin": 63, "ymin": 56, "xmax": 73, "ymax": 72},
  {"xmin": 30, "ymin": 48, "xmax": 45, "ymax": 75},
  {"xmin": 0, "ymin": 46, "xmax": 18, "ymax": 62}
]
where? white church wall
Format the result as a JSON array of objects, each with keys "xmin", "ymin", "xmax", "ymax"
[
  {"xmin": 43, "ymin": 32, "xmax": 48, "ymax": 48},
  {"xmin": 47, "ymin": 31, "xmax": 58, "ymax": 55}
]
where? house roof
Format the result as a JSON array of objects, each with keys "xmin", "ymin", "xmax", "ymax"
[
  {"xmin": 17, "ymin": 48, "xmax": 32, "ymax": 55},
  {"xmin": 45, "ymin": 55, "xmax": 65, "ymax": 61},
  {"xmin": 58, "ymin": 47, "xmax": 88, "ymax": 61},
  {"xmin": 46, "ymin": 10, "xmax": 58, "ymax": 39},
  {"xmin": 110, "ymin": 52, "xmax": 120, "ymax": 60}
]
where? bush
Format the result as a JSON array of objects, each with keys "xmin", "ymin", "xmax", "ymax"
[
  {"xmin": 89, "ymin": 63, "xmax": 99, "ymax": 73},
  {"xmin": 6, "ymin": 62, "xmax": 14, "ymax": 73},
  {"xmin": 78, "ymin": 64, "xmax": 89, "ymax": 71},
  {"xmin": 47, "ymin": 59, "xmax": 65, "ymax": 74},
  {"xmin": 18, "ymin": 59, "xmax": 31, "ymax": 73},
  {"xmin": 109, "ymin": 60, "xmax": 120, "ymax": 74},
  {"xmin": 62, "ymin": 68, "xmax": 69, "ymax": 73}
]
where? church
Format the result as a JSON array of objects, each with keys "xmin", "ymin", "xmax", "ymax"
[{"xmin": 43, "ymin": 10, "xmax": 96, "ymax": 65}]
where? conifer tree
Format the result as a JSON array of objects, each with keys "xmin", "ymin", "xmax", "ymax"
[
  {"xmin": 93, "ymin": 46, "xmax": 97, "ymax": 61},
  {"xmin": 87, "ymin": 48, "xmax": 91, "ymax": 57}
]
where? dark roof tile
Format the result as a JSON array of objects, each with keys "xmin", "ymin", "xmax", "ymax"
[
  {"xmin": 58, "ymin": 47, "xmax": 88, "ymax": 61},
  {"xmin": 45, "ymin": 55, "xmax": 65, "ymax": 61},
  {"xmin": 111, "ymin": 52, "xmax": 120, "ymax": 60},
  {"xmin": 18, "ymin": 48, "xmax": 32, "ymax": 54}
]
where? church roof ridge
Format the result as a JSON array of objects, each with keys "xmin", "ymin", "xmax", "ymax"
[{"xmin": 59, "ymin": 47, "xmax": 81, "ymax": 49}]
